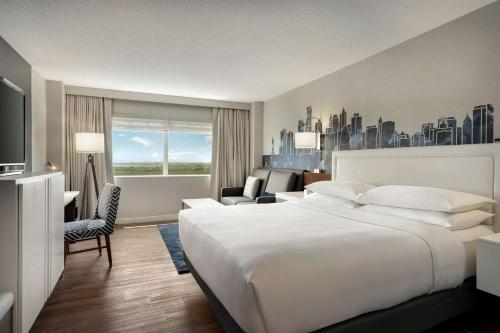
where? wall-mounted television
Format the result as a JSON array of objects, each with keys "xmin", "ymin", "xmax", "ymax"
[{"xmin": 0, "ymin": 77, "xmax": 25, "ymax": 176}]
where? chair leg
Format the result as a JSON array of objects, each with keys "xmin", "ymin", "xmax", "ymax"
[
  {"xmin": 104, "ymin": 234, "xmax": 112, "ymax": 267},
  {"xmin": 96, "ymin": 236, "xmax": 102, "ymax": 256}
]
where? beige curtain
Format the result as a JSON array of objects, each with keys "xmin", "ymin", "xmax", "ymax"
[
  {"xmin": 211, "ymin": 108, "xmax": 250, "ymax": 200},
  {"xmin": 103, "ymin": 98, "xmax": 114, "ymax": 183},
  {"xmin": 65, "ymin": 95, "xmax": 113, "ymax": 218}
]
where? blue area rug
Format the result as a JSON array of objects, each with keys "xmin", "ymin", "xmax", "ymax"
[{"xmin": 157, "ymin": 223, "xmax": 189, "ymax": 274}]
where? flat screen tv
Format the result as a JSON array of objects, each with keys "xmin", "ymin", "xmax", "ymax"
[{"xmin": 0, "ymin": 77, "xmax": 25, "ymax": 176}]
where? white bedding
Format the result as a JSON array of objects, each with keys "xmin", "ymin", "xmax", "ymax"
[
  {"xmin": 179, "ymin": 200, "xmax": 467, "ymax": 333},
  {"xmin": 453, "ymin": 224, "xmax": 494, "ymax": 278}
]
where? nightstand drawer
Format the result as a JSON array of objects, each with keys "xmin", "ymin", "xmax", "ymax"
[{"xmin": 477, "ymin": 235, "xmax": 500, "ymax": 297}]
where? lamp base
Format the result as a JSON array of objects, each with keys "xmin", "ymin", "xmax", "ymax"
[{"xmin": 80, "ymin": 154, "xmax": 100, "ymax": 219}]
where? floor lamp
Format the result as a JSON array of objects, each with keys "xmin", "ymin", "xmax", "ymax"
[{"xmin": 75, "ymin": 132, "xmax": 105, "ymax": 219}]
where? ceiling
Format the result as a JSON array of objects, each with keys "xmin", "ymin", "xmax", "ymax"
[{"xmin": 0, "ymin": 0, "xmax": 495, "ymax": 102}]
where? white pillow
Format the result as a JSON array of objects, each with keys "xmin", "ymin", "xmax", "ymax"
[
  {"xmin": 303, "ymin": 192, "xmax": 359, "ymax": 208},
  {"xmin": 243, "ymin": 176, "xmax": 260, "ymax": 199},
  {"xmin": 360, "ymin": 204, "xmax": 494, "ymax": 230},
  {"xmin": 359, "ymin": 185, "xmax": 495, "ymax": 213},
  {"xmin": 305, "ymin": 180, "xmax": 375, "ymax": 202}
]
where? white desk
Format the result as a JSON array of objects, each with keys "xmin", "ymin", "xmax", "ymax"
[
  {"xmin": 64, "ymin": 191, "xmax": 79, "ymax": 222},
  {"xmin": 0, "ymin": 291, "xmax": 13, "ymax": 329},
  {"xmin": 64, "ymin": 191, "xmax": 79, "ymax": 206}
]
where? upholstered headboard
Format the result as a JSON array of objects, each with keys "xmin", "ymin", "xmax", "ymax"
[{"xmin": 332, "ymin": 144, "xmax": 500, "ymax": 231}]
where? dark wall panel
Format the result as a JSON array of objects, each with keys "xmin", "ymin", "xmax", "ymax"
[{"xmin": 0, "ymin": 36, "xmax": 32, "ymax": 171}]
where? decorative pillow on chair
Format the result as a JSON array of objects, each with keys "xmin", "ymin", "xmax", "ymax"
[{"xmin": 243, "ymin": 176, "xmax": 261, "ymax": 199}]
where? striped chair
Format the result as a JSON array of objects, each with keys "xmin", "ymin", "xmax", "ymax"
[{"xmin": 64, "ymin": 183, "xmax": 121, "ymax": 267}]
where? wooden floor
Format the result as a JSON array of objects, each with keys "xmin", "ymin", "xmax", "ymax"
[
  {"xmin": 31, "ymin": 223, "xmax": 500, "ymax": 333},
  {"xmin": 32, "ymin": 224, "xmax": 223, "ymax": 333}
]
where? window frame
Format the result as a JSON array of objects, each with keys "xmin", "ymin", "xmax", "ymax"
[
  {"xmin": 112, "ymin": 117, "xmax": 212, "ymax": 177},
  {"xmin": 163, "ymin": 131, "xmax": 169, "ymax": 176}
]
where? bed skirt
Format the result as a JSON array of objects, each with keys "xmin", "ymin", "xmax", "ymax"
[{"xmin": 185, "ymin": 252, "xmax": 479, "ymax": 333}]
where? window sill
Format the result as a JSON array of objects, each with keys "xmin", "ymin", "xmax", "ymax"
[{"xmin": 114, "ymin": 174, "xmax": 210, "ymax": 179}]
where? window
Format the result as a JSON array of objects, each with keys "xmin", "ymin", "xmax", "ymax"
[
  {"xmin": 168, "ymin": 132, "xmax": 212, "ymax": 175},
  {"xmin": 112, "ymin": 117, "xmax": 212, "ymax": 176}
]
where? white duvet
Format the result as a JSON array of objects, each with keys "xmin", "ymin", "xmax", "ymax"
[{"xmin": 179, "ymin": 199, "xmax": 466, "ymax": 333}]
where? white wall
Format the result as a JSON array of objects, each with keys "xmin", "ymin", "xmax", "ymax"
[
  {"xmin": 111, "ymin": 98, "xmax": 213, "ymax": 223},
  {"xmin": 113, "ymin": 98, "xmax": 212, "ymax": 122},
  {"xmin": 263, "ymin": 1, "xmax": 500, "ymax": 154},
  {"xmin": 46, "ymin": 81, "xmax": 65, "ymax": 171},
  {"xmin": 65, "ymin": 85, "xmax": 250, "ymax": 110},
  {"xmin": 31, "ymin": 69, "xmax": 47, "ymax": 172},
  {"xmin": 250, "ymin": 101, "xmax": 264, "ymax": 169},
  {"xmin": 115, "ymin": 175, "xmax": 210, "ymax": 223}
]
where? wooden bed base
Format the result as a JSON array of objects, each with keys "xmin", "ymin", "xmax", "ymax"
[{"xmin": 185, "ymin": 253, "xmax": 480, "ymax": 333}]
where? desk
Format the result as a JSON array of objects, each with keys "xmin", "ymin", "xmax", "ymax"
[
  {"xmin": 64, "ymin": 191, "xmax": 79, "ymax": 222},
  {"xmin": 0, "ymin": 291, "xmax": 13, "ymax": 333}
]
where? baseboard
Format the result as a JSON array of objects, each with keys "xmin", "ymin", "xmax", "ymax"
[{"xmin": 117, "ymin": 214, "xmax": 178, "ymax": 224}]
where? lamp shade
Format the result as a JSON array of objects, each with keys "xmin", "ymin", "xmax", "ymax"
[
  {"xmin": 75, "ymin": 132, "xmax": 105, "ymax": 153},
  {"xmin": 294, "ymin": 132, "xmax": 316, "ymax": 149}
]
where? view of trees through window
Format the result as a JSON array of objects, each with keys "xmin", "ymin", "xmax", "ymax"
[{"xmin": 112, "ymin": 129, "xmax": 211, "ymax": 176}]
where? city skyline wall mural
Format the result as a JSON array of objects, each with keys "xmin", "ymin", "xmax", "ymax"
[
  {"xmin": 262, "ymin": 2, "xmax": 500, "ymax": 173},
  {"xmin": 263, "ymin": 104, "xmax": 496, "ymax": 172}
]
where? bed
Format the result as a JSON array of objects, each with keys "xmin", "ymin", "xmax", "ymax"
[{"xmin": 179, "ymin": 144, "xmax": 500, "ymax": 333}]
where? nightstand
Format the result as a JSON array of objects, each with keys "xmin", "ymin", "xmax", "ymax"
[
  {"xmin": 477, "ymin": 233, "xmax": 500, "ymax": 296},
  {"xmin": 275, "ymin": 191, "xmax": 305, "ymax": 203}
]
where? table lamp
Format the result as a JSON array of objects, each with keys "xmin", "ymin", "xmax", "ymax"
[{"xmin": 294, "ymin": 132, "xmax": 316, "ymax": 149}]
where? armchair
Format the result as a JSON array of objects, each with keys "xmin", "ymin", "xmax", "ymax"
[
  {"xmin": 220, "ymin": 168, "xmax": 304, "ymax": 205},
  {"xmin": 220, "ymin": 186, "xmax": 245, "ymax": 197},
  {"xmin": 220, "ymin": 168, "xmax": 270, "ymax": 205}
]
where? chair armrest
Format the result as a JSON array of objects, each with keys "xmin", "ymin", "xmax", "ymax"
[
  {"xmin": 221, "ymin": 187, "xmax": 245, "ymax": 197},
  {"xmin": 256, "ymin": 196, "xmax": 276, "ymax": 204}
]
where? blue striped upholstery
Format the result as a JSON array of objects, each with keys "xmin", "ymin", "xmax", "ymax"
[
  {"xmin": 64, "ymin": 219, "xmax": 105, "ymax": 241},
  {"xmin": 64, "ymin": 183, "xmax": 121, "ymax": 242},
  {"xmin": 95, "ymin": 183, "xmax": 121, "ymax": 235}
]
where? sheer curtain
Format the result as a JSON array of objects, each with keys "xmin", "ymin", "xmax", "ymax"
[
  {"xmin": 65, "ymin": 94, "xmax": 113, "ymax": 218},
  {"xmin": 211, "ymin": 108, "xmax": 250, "ymax": 200}
]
